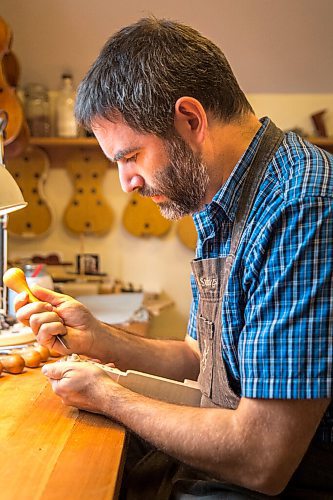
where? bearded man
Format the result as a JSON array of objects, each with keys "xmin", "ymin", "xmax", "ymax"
[{"xmin": 15, "ymin": 18, "xmax": 333, "ymax": 499}]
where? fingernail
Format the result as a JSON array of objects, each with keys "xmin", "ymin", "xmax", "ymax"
[{"xmin": 41, "ymin": 365, "xmax": 48, "ymax": 375}]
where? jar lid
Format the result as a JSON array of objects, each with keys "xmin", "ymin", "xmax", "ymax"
[{"xmin": 24, "ymin": 83, "xmax": 49, "ymax": 99}]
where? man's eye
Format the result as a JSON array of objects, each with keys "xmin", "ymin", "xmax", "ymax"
[{"xmin": 125, "ymin": 154, "xmax": 138, "ymax": 163}]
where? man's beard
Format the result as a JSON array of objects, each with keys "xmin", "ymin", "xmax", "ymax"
[{"xmin": 138, "ymin": 135, "xmax": 210, "ymax": 220}]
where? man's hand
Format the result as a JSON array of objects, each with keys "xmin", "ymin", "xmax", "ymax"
[
  {"xmin": 14, "ymin": 285, "xmax": 101, "ymax": 355},
  {"xmin": 42, "ymin": 360, "xmax": 116, "ymax": 413}
]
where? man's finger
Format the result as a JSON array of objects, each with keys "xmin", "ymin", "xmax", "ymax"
[
  {"xmin": 42, "ymin": 361, "xmax": 69, "ymax": 379},
  {"xmin": 14, "ymin": 291, "xmax": 29, "ymax": 311},
  {"xmin": 29, "ymin": 284, "xmax": 71, "ymax": 307}
]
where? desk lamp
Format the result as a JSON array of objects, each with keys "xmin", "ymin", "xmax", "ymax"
[{"xmin": 0, "ymin": 110, "xmax": 27, "ymax": 320}]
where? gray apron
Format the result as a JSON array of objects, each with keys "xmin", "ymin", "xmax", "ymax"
[
  {"xmin": 192, "ymin": 119, "xmax": 284, "ymax": 411},
  {"xmin": 123, "ymin": 121, "xmax": 333, "ymax": 500}
]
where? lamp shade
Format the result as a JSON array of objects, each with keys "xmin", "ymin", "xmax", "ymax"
[{"xmin": 0, "ymin": 164, "xmax": 27, "ymax": 215}]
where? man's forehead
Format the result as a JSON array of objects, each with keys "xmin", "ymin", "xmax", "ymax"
[
  {"xmin": 91, "ymin": 117, "xmax": 152, "ymax": 162},
  {"xmin": 91, "ymin": 116, "xmax": 126, "ymax": 134},
  {"xmin": 92, "ymin": 117, "xmax": 163, "ymax": 149},
  {"xmin": 92, "ymin": 117, "xmax": 134, "ymax": 146}
]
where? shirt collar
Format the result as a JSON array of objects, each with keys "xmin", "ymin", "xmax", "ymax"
[{"xmin": 193, "ymin": 117, "xmax": 270, "ymax": 235}]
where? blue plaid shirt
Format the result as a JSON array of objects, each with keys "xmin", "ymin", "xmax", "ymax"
[{"xmin": 188, "ymin": 117, "xmax": 333, "ymax": 443}]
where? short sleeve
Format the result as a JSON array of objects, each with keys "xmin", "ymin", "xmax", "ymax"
[{"xmin": 240, "ymin": 197, "xmax": 333, "ymax": 399}]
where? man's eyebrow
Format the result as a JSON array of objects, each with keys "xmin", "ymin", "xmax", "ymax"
[{"xmin": 110, "ymin": 147, "xmax": 140, "ymax": 163}]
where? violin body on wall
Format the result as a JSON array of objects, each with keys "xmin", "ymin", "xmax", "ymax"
[
  {"xmin": 6, "ymin": 146, "xmax": 53, "ymax": 237},
  {"xmin": 63, "ymin": 149, "xmax": 113, "ymax": 236},
  {"xmin": 122, "ymin": 191, "xmax": 172, "ymax": 238},
  {"xmin": 0, "ymin": 16, "xmax": 24, "ymax": 147}
]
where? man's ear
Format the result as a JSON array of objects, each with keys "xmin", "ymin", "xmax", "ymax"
[{"xmin": 174, "ymin": 97, "xmax": 207, "ymax": 150}]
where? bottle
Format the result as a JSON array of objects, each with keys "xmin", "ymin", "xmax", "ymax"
[
  {"xmin": 24, "ymin": 83, "xmax": 51, "ymax": 137},
  {"xmin": 24, "ymin": 264, "xmax": 54, "ymax": 290},
  {"xmin": 56, "ymin": 74, "xmax": 78, "ymax": 137}
]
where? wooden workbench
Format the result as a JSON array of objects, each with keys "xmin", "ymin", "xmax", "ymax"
[{"xmin": 0, "ymin": 365, "xmax": 126, "ymax": 500}]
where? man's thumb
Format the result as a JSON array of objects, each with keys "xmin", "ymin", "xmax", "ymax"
[{"xmin": 29, "ymin": 284, "xmax": 68, "ymax": 306}]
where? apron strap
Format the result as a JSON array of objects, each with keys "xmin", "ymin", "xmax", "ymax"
[
  {"xmin": 230, "ymin": 120, "xmax": 284, "ymax": 257},
  {"xmin": 221, "ymin": 120, "xmax": 284, "ymax": 296}
]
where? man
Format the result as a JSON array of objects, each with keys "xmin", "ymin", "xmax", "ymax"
[{"xmin": 15, "ymin": 18, "xmax": 333, "ymax": 498}]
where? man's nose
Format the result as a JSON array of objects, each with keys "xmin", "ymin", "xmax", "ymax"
[{"xmin": 118, "ymin": 166, "xmax": 145, "ymax": 193}]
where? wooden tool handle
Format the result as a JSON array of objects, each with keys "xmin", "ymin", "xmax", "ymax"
[
  {"xmin": 3, "ymin": 267, "xmax": 38, "ymax": 302},
  {"xmin": 3, "ymin": 267, "xmax": 69, "ymax": 350}
]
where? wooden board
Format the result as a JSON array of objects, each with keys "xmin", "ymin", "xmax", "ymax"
[
  {"xmin": 0, "ymin": 324, "xmax": 35, "ymax": 347},
  {"xmin": 110, "ymin": 368, "xmax": 201, "ymax": 406},
  {"xmin": 176, "ymin": 215, "xmax": 197, "ymax": 250},
  {"xmin": 123, "ymin": 191, "xmax": 172, "ymax": 238},
  {"xmin": 63, "ymin": 149, "xmax": 113, "ymax": 235},
  {"xmin": 67, "ymin": 355, "xmax": 201, "ymax": 407},
  {"xmin": 0, "ymin": 367, "xmax": 126, "ymax": 499},
  {"xmin": 6, "ymin": 145, "xmax": 53, "ymax": 238}
]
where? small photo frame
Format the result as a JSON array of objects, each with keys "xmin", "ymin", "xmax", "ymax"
[{"xmin": 76, "ymin": 254, "xmax": 100, "ymax": 275}]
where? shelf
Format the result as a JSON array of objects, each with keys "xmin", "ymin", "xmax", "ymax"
[
  {"xmin": 25, "ymin": 135, "xmax": 333, "ymax": 168},
  {"xmin": 307, "ymin": 136, "xmax": 333, "ymax": 146},
  {"xmin": 307, "ymin": 136, "xmax": 333, "ymax": 153},
  {"xmin": 29, "ymin": 136, "xmax": 333, "ymax": 147},
  {"xmin": 30, "ymin": 136, "xmax": 98, "ymax": 147},
  {"xmin": 28, "ymin": 136, "xmax": 112, "ymax": 168},
  {"xmin": 29, "ymin": 135, "xmax": 333, "ymax": 147}
]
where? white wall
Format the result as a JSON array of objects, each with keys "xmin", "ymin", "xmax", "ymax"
[
  {"xmin": 2, "ymin": 0, "xmax": 333, "ymax": 92},
  {"xmin": 3, "ymin": 1, "xmax": 333, "ymax": 335}
]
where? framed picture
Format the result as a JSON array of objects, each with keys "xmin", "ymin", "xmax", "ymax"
[{"xmin": 76, "ymin": 253, "xmax": 100, "ymax": 275}]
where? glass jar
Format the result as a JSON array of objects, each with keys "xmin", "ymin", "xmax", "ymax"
[
  {"xmin": 24, "ymin": 83, "xmax": 51, "ymax": 137},
  {"xmin": 24, "ymin": 264, "xmax": 54, "ymax": 290}
]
